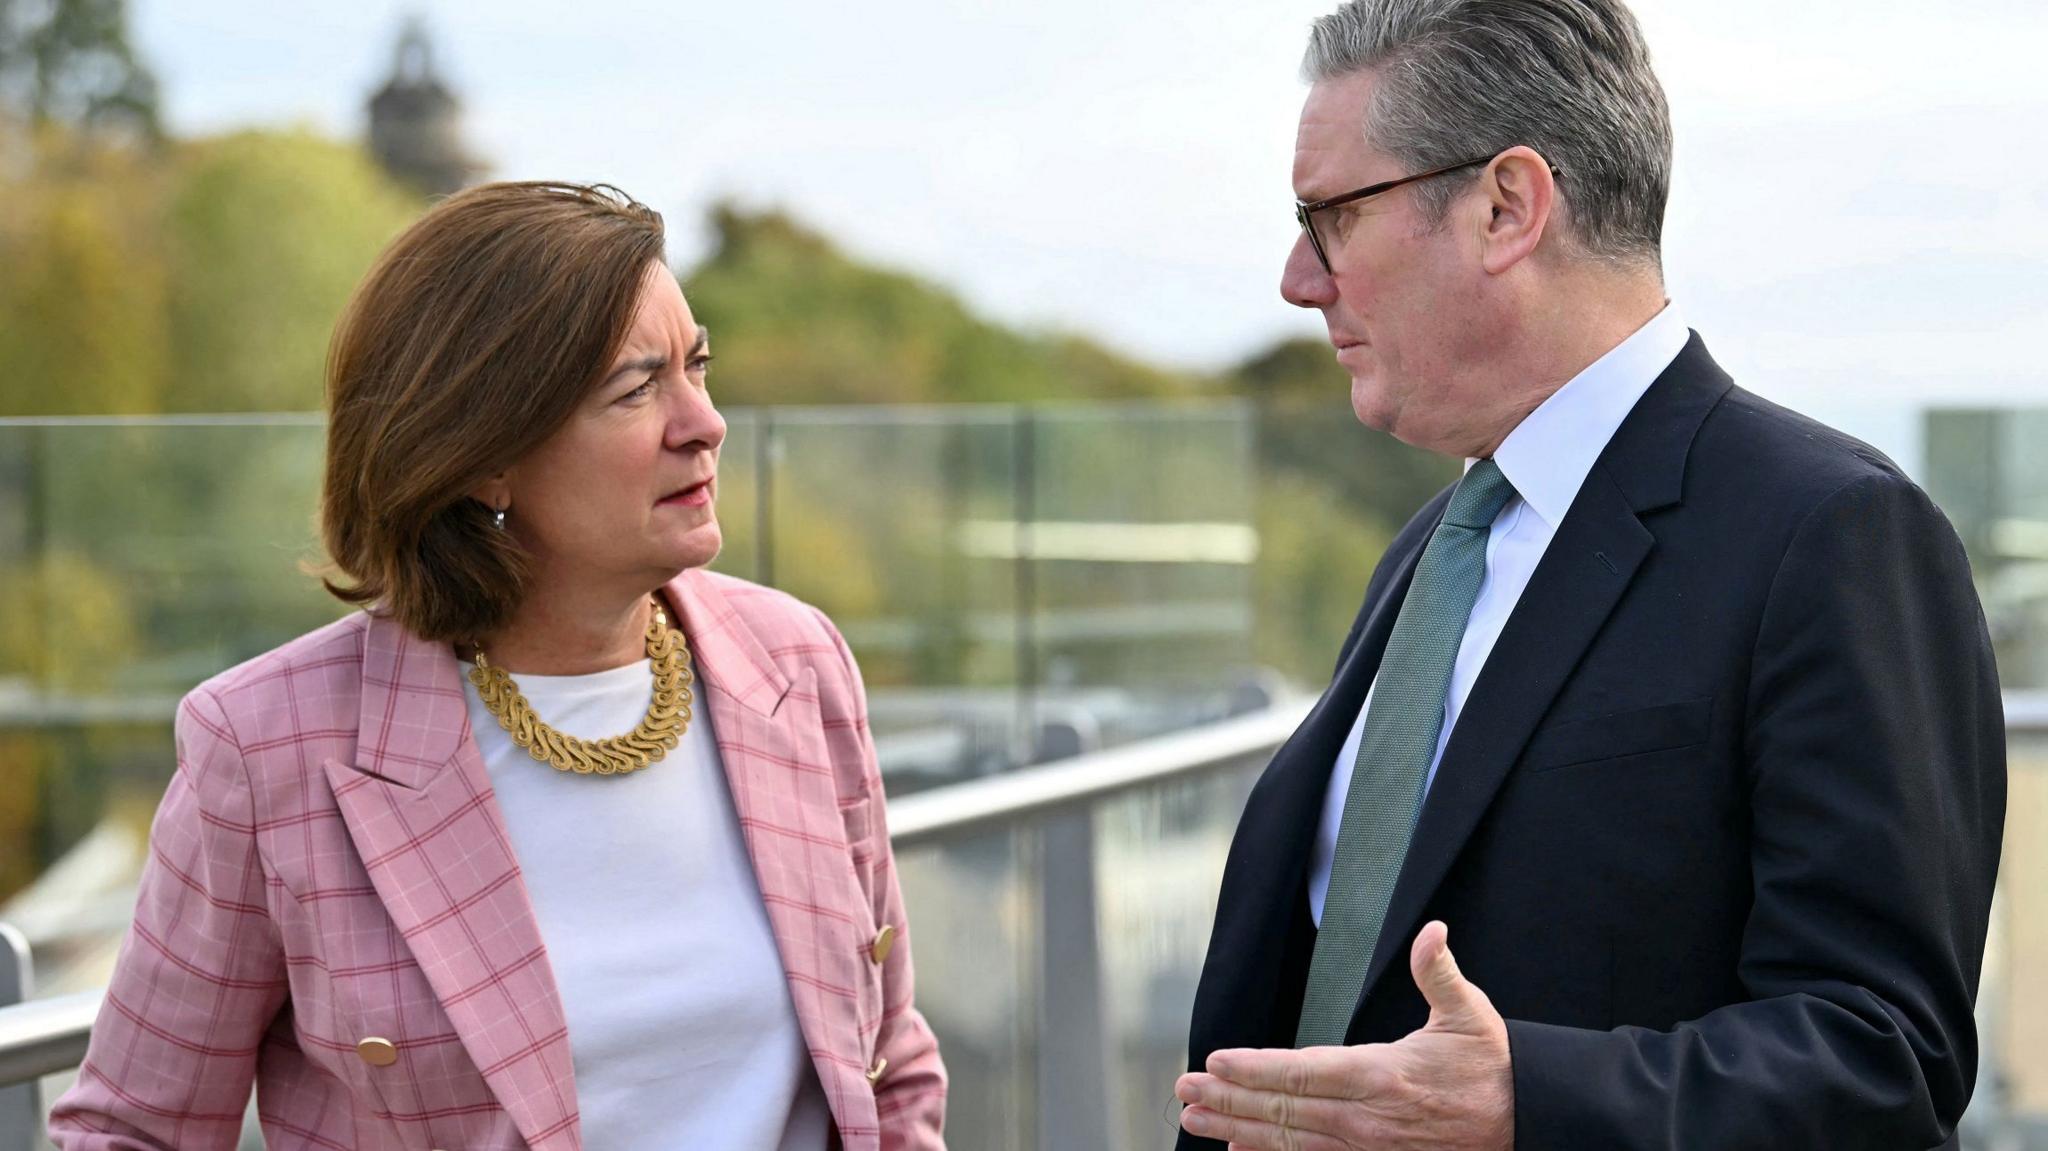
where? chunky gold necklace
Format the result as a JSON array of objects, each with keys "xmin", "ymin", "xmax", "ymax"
[{"xmin": 468, "ymin": 599, "xmax": 694, "ymax": 775}]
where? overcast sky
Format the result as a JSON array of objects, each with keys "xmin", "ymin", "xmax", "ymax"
[{"xmin": 132, "ymin": 1, "xmax": 2046, "ymax": 463}]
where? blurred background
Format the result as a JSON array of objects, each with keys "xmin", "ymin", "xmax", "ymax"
[{"xmin": 0, "ymin": 0, "xmax": 2043, "ymax": 1146}]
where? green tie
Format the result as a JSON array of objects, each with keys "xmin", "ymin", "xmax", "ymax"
[{"xmin": 1295, "ymin": 458, "xmax": 1518, "ymax": 1048}]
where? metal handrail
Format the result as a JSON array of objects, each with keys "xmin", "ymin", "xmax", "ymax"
[
  {"xmin": 0, "ymin": 700, "xmax": 1311, "ymax": 1092},
  {"xmin": 0, "ymin": 994, "xmax": 97, "ymax": 1089},
  {"xmin": 2004, "ymin": 690, "xmax": 2048, "ymax": 733},
  {"xmin": 887, "ymin": 700, "xmax": 1310, "ymax": 846},
  {"xmin": 5, "ymin": 692, "xmax": 2043, "ymax": 1100}
]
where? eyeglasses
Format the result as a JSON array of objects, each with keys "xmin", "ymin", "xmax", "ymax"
[{"xmin": 1293, "ymin": 155, "xmax": 1496, "ymax": 274}]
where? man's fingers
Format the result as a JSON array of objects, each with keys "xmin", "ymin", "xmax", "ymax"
[
  {"xmin": 1176, "ymin": 1071, "xmax": 1349, "ymax": 1133},
  {"xmin": 1178, "ymin": 1103, "xmax": 1352, "ymax": 1151},
  {"xmin": 1204, "ymin": 1045, "xmax": 1391, "ymax": 1099}
]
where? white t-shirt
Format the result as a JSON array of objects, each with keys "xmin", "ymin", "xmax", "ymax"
[{"xmin": 460, "ymin": 656, "xmax": 832, "ymax": 1150}]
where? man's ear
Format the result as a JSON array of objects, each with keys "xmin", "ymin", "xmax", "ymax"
[{"xmin": 1477, "ymin": 146, "xmax": 1557, "ymax": 275}]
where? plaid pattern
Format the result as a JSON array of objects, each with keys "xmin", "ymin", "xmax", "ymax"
[{"xmin": 49, "ymin": 569, "xmax": 947, "ymax": 1150}]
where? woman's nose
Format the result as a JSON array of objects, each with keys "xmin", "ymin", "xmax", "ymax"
[{"xmin": 665, "ymin": 386, "xmax": 725, "ymax": 453}]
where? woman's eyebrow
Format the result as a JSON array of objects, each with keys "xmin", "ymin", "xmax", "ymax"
[{"xmin": 604, "ymin": 354, "xmax": 667, "ymax": 384}]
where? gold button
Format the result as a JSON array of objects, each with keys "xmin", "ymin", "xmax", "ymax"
[
  {"xmin": 866, "ymin": 1056, "xmax": 889, "ymax": 1086},
  {"xmin": 355, "ymin": 1037, "xmax": 399, "ymax": 1067},
  {"xmin": 870, "ymin": 924, "xmax": 897, "ymax": 964}
]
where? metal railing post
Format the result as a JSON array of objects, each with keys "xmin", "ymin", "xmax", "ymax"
[
  {"xmin": 1033, "ymin": 718, "xmax": 1113, "ymax": 1151},
  {"xmin": 754, "ymin": 408, "xmax": 776, "ymax": 588},
  {"xmin": 1034, "ymin": 807, "xmax": 1113, "ymax": 1151},
  {"xmin": 0, "ymin": 924, "xmax": 38, "ymax": 1151},
  {"xmin": 1013, "ymin": 410, "xmax": 1038, "ymax": 766}
]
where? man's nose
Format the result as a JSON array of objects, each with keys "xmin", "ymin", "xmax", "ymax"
[{"xmin": 1281, "ymin": 233, "xmax": 1337, "ymax": 310}]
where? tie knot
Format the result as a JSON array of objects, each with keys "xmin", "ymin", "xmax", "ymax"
[{"xmin": 1443, "ymin": 458, "xmax": 1516, "ymax": 530}]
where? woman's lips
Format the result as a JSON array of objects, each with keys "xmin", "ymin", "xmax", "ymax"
[{"xmin": 658, "ymin": 480, "xmax": 713, "ymax": 508}]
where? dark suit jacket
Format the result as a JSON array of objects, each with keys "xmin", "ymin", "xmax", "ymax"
[{"xmin": 1180, "ymin": 335, "xmax": 2005, "ymax": 1150}]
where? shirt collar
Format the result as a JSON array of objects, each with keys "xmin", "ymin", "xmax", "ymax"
[{"xmin": 1479, "ymin": 302, "xmax": 1689, "ymax": 529}]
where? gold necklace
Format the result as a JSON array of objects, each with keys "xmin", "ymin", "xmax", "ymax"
[{"xmin": 468, "ymin": 599, "xmax": 694, "ymax": 775}]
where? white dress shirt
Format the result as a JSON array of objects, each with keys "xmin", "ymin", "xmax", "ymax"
[
  {"xmin": 461, "ymin": 658, "xmax": 832, "ymax": 1150},
  {"xmin": 1309, "ymin": 304, "xmax": 1690, "ymax": 926}
]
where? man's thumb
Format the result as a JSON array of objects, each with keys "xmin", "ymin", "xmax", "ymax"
[{"xmin": 1410, "ymin": 920, "xmax": 1483, "ymax": 1028}]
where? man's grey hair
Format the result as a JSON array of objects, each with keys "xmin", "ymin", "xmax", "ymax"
[{"xmin": 1303, "ymin": 0, "xmax": 1672, "ymax": 267}]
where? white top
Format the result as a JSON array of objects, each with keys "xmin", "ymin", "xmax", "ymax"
[
  {"xmin": 1309, "ymin": 305, "xmax": 1690, "ymax": 926},
  {"xmin": 461, "ymin": 656, "xmax": 832, "ymax": 1149}
]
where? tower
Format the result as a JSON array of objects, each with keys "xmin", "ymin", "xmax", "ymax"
[{"xmin": 366, "ymin": 18, "xmax": 481, "ymax": 197}]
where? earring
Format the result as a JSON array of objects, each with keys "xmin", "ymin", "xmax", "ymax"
[{"xmin": 493, "ymin": 506, "xmax": 507, "ymax": 530}]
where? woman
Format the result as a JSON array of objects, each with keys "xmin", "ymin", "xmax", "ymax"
[{"xmin": 50, "ymin": 182, "xmax": 947, "ymax": 1150}]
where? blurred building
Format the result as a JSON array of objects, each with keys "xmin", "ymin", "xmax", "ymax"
[
  {"xmin": 367, "ymin": 18, "xmax": 482, "ymax": 197},
  {"xmin": 1927, "ymin": 410, "xmax": 2048, "ymax": 686}
]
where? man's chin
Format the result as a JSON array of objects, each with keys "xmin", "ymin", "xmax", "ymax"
[{"xmin": 1348, "ymin": 379, "xmax": 1398, "ymax": 434}]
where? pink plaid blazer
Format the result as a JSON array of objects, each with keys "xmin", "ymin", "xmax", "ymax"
[{"xmin": 49, "ymin": 569, "xmax": 946, "ymax": 1150}]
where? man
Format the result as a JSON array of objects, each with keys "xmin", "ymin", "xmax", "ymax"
[{"xmin": 1175, "ymin": 2, "xmax": 2006, "ymax": 1148}]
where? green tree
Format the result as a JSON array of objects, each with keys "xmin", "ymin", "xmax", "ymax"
[
  {"xmin": 0, "ymin": 125, "xmax": 424, "ymax": 416},
  {"xmin": 1253, "ymin": 472, "xmax": 1394, "ymax": 682},
  {"xmin": 0, "ymin": 126, "xmax": 168, "ymax": 415},
  {"xmin": 0, "ymin": 0, "xmax": 160, "ymax": 140},
  {"xmin": 684, "ymin": 205, "xmax": 1200, "ymax": 405},
  {"xmin": 0, "ymin": 549, "xmax": 132, "ymax": 692},
  {"xmin": 160, "ymin": 129, "xmax": 421, "ymax": 412}
]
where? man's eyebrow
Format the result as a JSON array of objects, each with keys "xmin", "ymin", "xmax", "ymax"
[{"xmin": 688, "ymin": 327, "xmax": 710, "ymax": 356}]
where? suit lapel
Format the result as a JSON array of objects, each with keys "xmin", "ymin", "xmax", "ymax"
[
  {"xmin": 1196, "ymin": 514, "xmax": 1435, "ymax": 1049},
  {"xmin": 667, "ymin": 572, "xmax": 876, "ymax": 1138},
  {"xmin": 323, "ymin": 611, "xmax": 581, "ymax": 1149},
  {"xmin": 1266, "ymin": 524, "xmax": 1433, "ymax": 903},
  {"xmin": 1349, "ymin": 335, "xmax": 1734, "ymax": 1016},
  {"xmin": 1352, "ymin": 470, "xmax": 1652, "ymax": 1010}
]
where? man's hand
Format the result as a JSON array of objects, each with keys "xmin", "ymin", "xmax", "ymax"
[{"xmin": 1175, "ymin": 921, "xmax": 1514, "ymax": 1150}]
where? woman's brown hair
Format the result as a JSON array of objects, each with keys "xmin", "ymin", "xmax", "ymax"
[{"xmin": 320, "ymin": 181, "xmax": 665, "ymax": 642}]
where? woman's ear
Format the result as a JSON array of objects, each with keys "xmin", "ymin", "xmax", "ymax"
[{"xmin": 470, "ymin": 473, "xmax": 512, "ymax": 518}]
